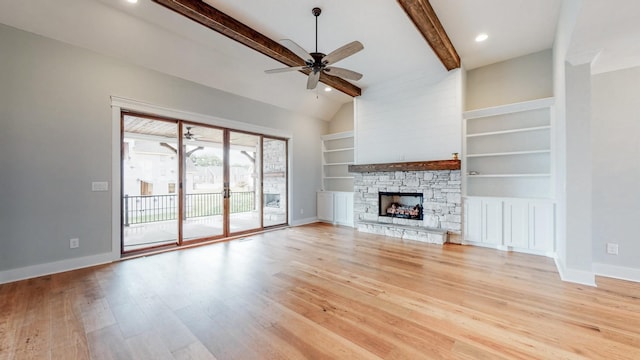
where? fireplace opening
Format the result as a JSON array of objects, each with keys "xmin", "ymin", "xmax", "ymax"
[
  {"xmin": 378, "ymin": 192, "xmax": 423, "ymax": 220},
  {"xmin": 264, "ymin": 193, "xmax": 281, "ymax": 208}
]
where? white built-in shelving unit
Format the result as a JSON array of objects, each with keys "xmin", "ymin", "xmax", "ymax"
[
  {"xmin": 321, "ymin": 131, "xmax": 354, "ymax": 192},
  {"xmin": 318, "ymin": 131, "xmax": 354, "ymax": 227},
  {"xmin": 462, "ymin": 97, "xmax": 556, "ymax": 256},
  {"xmin": 463, "ymin": 97, "xmax": 555, "ymax": 199}
]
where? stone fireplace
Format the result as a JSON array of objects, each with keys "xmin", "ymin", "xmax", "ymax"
[{"xmin": 349, "ymin": 160, "xmax": 461, "ymax": 244}]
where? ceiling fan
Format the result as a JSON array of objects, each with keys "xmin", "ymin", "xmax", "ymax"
[
  {"xmin": 184, "ymin": 126, "xmax": 198, "ymax": 140},
  {"xmin": 265, "ymin": 7, "xmax": 364, "ymax": 90}
]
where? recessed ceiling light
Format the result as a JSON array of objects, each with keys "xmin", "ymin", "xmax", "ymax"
[
  {"xmin": 126, "ymin": 0, "xmax": 138, "ymax": 4},
  {"xmin": 324, "ymin": 87, "xmax": 332, "ymax": 92},
  {"xmin": 475, "ymin": 33, "xmax": 488, "ymax": 42}
]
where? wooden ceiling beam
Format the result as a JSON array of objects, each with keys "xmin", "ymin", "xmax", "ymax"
[
  {"xmin": 152, "ymin": 0, "xmax": 361, "ymax": 97},
  {"xmin": 397, "ymin": 0, "xmax": 460, "ymax": 71}
]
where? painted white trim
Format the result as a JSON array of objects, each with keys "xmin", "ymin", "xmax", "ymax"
[
  {"xmin": 593, "ymin": 263, "xmax": 640, "ymax": 283},
  {"xmin": 110, "ymin": 96, "xmax": 293, "ymax": 139},
  {"xmin": 554, "ymin": 256, "xmax": 596, "ymax": 286},
  {"xmin": 291, "ymin": 217, "xmax": 319, "ymax": 226},
  {"xmin": 463, "ymin": 97, "xmax": 555, "ymax": 119},
  {"xmin": 111, "ymin": 103, "xmax": 122, "ymax": 260},
  {"xmin": 0, "ymin": 253, "xmax": 115, "ymax": 285}
]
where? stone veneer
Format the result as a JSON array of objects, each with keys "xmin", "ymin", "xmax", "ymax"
[{"xmin": 353, "ymin": 170, "xmax": 462, "ymax": 244}]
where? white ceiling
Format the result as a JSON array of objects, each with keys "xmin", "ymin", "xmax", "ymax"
[{"xmin": 1, "ymin": 0, "xmax": 639, "ymax": 121}]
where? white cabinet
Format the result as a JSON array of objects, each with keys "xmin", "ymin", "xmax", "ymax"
[
  {"xmin": 465, "ymin": 196, "xmax": 555, "ymax": 255},
  {"xmin": 463, "ymin": 98, "xmax": 554, "ymax": 199},
  {"xmin": 464, "ymin": 197, "xmax": 502, "ymax": 245},
  {"xmin": 334, "ymin": 192, "xmax": 354, "ymax": 227},
  {"xmin": 322, "ymin": 132, "xmax": 354, "ymax": 192},
  {"xmin": 317, "ymin": 191, "xmax": 354, "ymax": 227},
  {"xmin": 317, "ymin": 191, "xmax": 334, "ymax": 222},
  {"xmin": 463, "ymin": 98, "xmax": 556, "ymax": 256},
  {"xmin": 528, "ymin": 200, "xmax": 554, "ymax": 252}
]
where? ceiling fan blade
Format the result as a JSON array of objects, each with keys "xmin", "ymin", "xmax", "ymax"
[
  {"xmin": 265, "ymin": 66, "xmax": 307, "ymax": 74},
  {"xmin": 280, "ymin": 39, "xmax": 314, "ymax": 63},
  {"xmin": 323, "ymin": 66, "xmax": 363, "ymax": 81},
  {"xmin": 306, "ymin": 70, "xmax": 321, "ymax": 90},
  {"xmin": 322, "ymin": 41, "xmax": 364, "ymax": 65}
]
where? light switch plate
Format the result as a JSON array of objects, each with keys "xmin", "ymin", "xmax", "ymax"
[{"xmin": 92, "ymin": 181, "xmax": 109, "ymax": 191}]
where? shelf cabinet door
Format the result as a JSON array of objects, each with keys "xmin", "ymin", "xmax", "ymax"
[
  {"xmin": 483, "ymin": 199, "xmax": 503, "ymax": 245},
  {"xmin": 317, "ymin": 192, "xmax": 334, "ymax": 222},
  {"xmin": 503, "ymin": 199, "xmax": 529, "ymax": 248},
  {"xmin": 334, "ymin": 192, "xmax": 354, "ymax": 227},
  {"xmin": 529, "ymin": 201, "xmax": 554, "ymax": 252},
  {"xmin": 464, "ymin": 198, "xmax": 482, "ymax": 242}
]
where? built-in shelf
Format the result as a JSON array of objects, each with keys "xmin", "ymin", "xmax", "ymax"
[
  {"xmin": 348, "ymin": 160, "xmax": 460, "ymax": 173},
  {"xmin": 466, "ymin": 150, "xmax": 550, "ymax": 158},
  {"xmin": 323, "ymin": 147, "xmax": 354, "ymax": 153},
  {"xmin": 463, "ymin": 97, "xmax": 554, "ymax": 199},
  {"xmin": 466, "ymin": 125, "xmax": 551, "ymax": 138},
  {"xmin": 322, "ymin": 131, "xmax": 354, "ymax": 192}
]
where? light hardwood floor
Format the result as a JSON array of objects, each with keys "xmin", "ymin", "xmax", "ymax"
[{"xmin": 1, "ymin": 223, "xmax": 640, "ymax": 359}]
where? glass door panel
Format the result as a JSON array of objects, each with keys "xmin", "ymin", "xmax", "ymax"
[
  {"xmin": 122, "ymin": 115, "xmax": 179, "ymax": 252},
  {"xmin": 228, "ymin": 131, "xmax": 262, "ymax": 234},
  {"xmin": 182, "ymin": 124, "xmax": 225, "ymax": 241},
  {"xmin": 263, "ymin": 137, "xmax": 288, "ymax": 227}
]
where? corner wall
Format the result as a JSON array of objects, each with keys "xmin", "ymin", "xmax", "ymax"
[{"xmin": 591, "ymin": 66, "xmax": 640, "ymax": 282}]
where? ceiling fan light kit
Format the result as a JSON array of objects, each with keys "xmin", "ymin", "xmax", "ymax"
[{"xmin": 265, "ymin": 7, "xmax": 364, "ymax": 90}]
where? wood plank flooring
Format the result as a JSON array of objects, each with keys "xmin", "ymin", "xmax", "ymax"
[{"xmin": 1, "ymin": 223, "xmax": 640, "ymax": 359}]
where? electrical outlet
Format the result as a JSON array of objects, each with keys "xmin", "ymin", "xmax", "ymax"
[
  {"xmin": 300, "ymin": 208, "xmax": 304, "ymax": 215},
  {"xmin": 91, "ymin": 181, "xmax": 109, "ymax": 191},
  {"xmin": 70, "ymin": 238, "xmax": 79, "ymax": 249},
  {"xmin": 606, "ymin": 243, "xmax": 618, "ymax": 255}
]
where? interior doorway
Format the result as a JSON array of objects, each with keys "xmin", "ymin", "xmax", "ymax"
[{"xmin": 121, "ymin": 113, "xmax": 288, "ymax": 253}]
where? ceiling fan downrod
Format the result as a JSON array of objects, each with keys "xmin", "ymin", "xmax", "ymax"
[{"xmin": 312, "ymin": 7, "xmax": 321, "ymax": 53}]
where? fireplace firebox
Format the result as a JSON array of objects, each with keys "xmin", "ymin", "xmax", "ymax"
[{"xmin": 378, "ymin": 192, "xmax": 423, "ymax": 220}]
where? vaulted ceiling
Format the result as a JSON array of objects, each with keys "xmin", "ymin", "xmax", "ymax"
[{"xmin": 1, "ymin": 1, "xmax": 639, "ymax": 121}]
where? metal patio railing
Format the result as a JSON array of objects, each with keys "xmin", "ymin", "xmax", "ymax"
[{"xmin": 123, "ymin": 191, "xmax": 255, "ymax": 226}]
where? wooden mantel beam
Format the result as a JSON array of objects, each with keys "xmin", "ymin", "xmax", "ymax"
[
  {"xmin": 397, "ymin": 0, "xmax": 460, "ymax": 71},
  {"xmin": 152, "ymin": 0, "xmax": 361, "ymax": 97}
]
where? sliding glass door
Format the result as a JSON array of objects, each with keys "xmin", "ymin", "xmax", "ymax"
[
  {"xmin": 121, "ymin": 114, "xmax": 288, "ymax": 253},
  {"xmin": 228, "ymin": 131, "xmax": 262, "ymax": 234},
  {"xmin": 122, "ymin": 116, "xmax": 179, "ymax": 252},
  {"xmin": 181, "ymin": 124, "xmax": 225, "ymax": 241}
]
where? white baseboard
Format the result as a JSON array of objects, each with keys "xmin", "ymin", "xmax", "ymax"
[
  {"xmin": 554, "ymin": 257, "xmax": 596, "ymax": 286},
  {"xmin": 290, "ymin": 217, "xmax": 319, "ymax": 227},
  {"xmin": 593, "ymin": 263, "xmax": 640, "ymax": 283},
  {"xmin": 0, "ymin": 252, "xmax": 117, "ymax": 285}
]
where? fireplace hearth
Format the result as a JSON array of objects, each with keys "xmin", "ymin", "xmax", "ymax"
[{"xmin": 378, "ymin": 192, "xmax": 423, "ymax": 220}]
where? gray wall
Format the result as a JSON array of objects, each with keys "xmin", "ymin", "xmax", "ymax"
[
  {"xmin": 0, "ymin": 24, "xmax": 326, "ymax": 272},
  {"xmin": 592, "ymin": 66, "xmax": 640, "ymax": 270},
  {"xmin": 466, "ymin": 49, "xmax": 553, "ymax": 110},
  {"xmin": 564, "ymin": 63, "xmax": 593, "ymax": 272},
  {"xmin": 328, "ymin": 102, "xmax": 354, "ymax": 134}
]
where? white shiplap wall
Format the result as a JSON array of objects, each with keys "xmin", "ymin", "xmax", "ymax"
[{"xmin": 354, "ymin": 69, "xmax": 463, "ymax": 164}]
